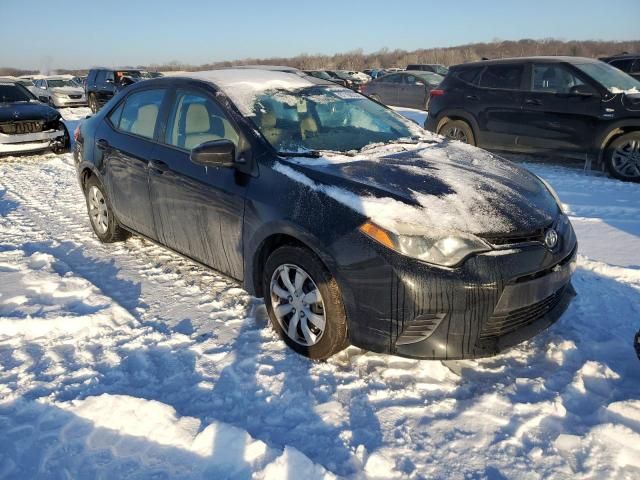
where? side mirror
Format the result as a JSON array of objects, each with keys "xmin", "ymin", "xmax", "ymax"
[
  {"xmin": 190, "ymin": 139, "xmax": 235, "ymax": 168},
  {"xmin": 105, "ymin": 78, "xmax": 114, "ymax": 84},
  {"xmin": 570, "ymin": 84, "xmax": 596, "ymax": 97}
]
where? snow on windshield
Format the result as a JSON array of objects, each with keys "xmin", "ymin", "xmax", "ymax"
[
  {"xmin": 274, "ymin": 140, "xmax": 551, "ymax": 235},
  {"xmin": 186, "ymin": 69, "xmax": 314, "ymax": 116}
]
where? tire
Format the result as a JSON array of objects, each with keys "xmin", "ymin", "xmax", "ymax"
[
  {"xmin": 263, "ymin": 245, "xmax": 348, "ymax": 360},
  {"xmin": 83, "ymin": 176, "xmax": 129, "ymax": 243},
  {"xmin": 438, "ymin": 119, "xmax": 476, "ymax": 146},
  {"xmin": 51, "ymin": 123, "xmax": 70, "ymax": 154},
  {"xmin": 605, "ymin": 132, "xmax": 640, "ymax": 182},
  {"xmin": 88, "ymin": 94, "xmax": 98, "ymax": 114}
]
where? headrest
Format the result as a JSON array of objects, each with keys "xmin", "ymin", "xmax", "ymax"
[{"xmin": 185, "ymin": 103, "xmax": 210, "ymax": 134}]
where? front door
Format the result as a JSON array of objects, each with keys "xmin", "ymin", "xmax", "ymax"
[
  {"xmin": 519, "ymin": 63, "xmax": 601, "ymax": 153},
  {"xmin": 373, "ymin": 74, "xmax": 402, "ymax": 106},
  {"xmin": 99, "ymin": 88, "xmax": 167, "ymax": 238},
  {"xmin": 149, "ymin": 88, "xmax": 247, "ymax": 279},
  {"xmin": 399, "ymin": 73, "xmax": 428, "ymax": 110}
]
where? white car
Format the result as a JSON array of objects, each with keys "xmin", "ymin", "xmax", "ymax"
[
  {"xmin": 34, "ymin": 77, "xmax": 87, "ymax": 108},
  {"xmin": 16, "ymin": 78, "xmax": 54, "ymax": 105}
]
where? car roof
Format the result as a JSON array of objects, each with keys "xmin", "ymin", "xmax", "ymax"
[
  {"xmin": 453, "ymin": 56, "xmax": 602, "ymax": 68},
  {"xmin": 232, "ymin": 65, "xmax": 300, "ymax": 72}
]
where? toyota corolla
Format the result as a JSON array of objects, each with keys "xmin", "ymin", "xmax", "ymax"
[{"xmin": 74, "ymin": 69, "xmax": 576, "ymax": 360}]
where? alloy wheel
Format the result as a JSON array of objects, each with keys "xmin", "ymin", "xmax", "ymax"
[
  {"xmin": 270, "ymin": 264, "xmax": 326, "ymax": 347},
  {"xmin": 443, "ymin": 126, "xmax": 468, "ymax": 143},
  {"xmin": 611, "ymin": 139, "xmax": 640, "ymax": 179},
  {"xmin": 88, "ymin": 186, "xmax": 109, "ymax": 234}
]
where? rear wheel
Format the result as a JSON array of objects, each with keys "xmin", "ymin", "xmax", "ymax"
[
  {"xmin": 83, "ymin": 176, "xmax": 129, "ymax": 243},
  {"xmin": 605, "ymin": 132, "xmax": 640, "ymax": 182},
  {"xmin": 88, "ymin": 94, "xmax": 98, "ymax": 113},
  {"xmin": 263, "ymin": 245, "xmax": 348, "ymax": 360},
  {"xmin": 438, "ymin": 119, "xmax": 475, "ymax": 146}
]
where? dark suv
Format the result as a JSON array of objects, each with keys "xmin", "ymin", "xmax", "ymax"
[
  {"xmin": 600, "ymin": 54, "xmax": 640, "ymax": 81},
  {"xmin": 426, "ymin": 57, "xmax": 640, "ymax": 181},
  {"xmin": 85, "ymin": 68, "xmax": 144, "ymax": 113}
]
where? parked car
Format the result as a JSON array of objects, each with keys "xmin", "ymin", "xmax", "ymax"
[
  {"xmin": 325, "ymin": 70, "xmax": 369, "ymax": 90},
  {"xmin": 362, "ymin": 71, "xmax": 443, "ymax": 110},
  {"xmin": 12, "ymin": 78, "xmax": 53, "ymax": 105},
  {"xmin": 0, "ymin": 79, "xmax": 69, "ymax": 154},
  {"xmin": 407, "ymin": 64, "xmax": 449, "ymax": 76},
  {"xmin": 600, "ymin": 54, "xmax": 640, "ymax": 81},
  {"xmin": 303, "ymin": 70, "xmax": 348, "ymax": 87},
  {"xmin": 85, "ymin": 68, "xmax": 144, "ymax": 113},
  {"xmin": 142, "ymin": 71, "xmax": 164, "ymax": 79},
  {"xmin": 33, "ymin": 76, "xmax": 87, "ymax": 108},
  {"xmin": 426, "ymin": 56, "xmax": 640, "ymax": 182},
  {"xmin": 74, "ymin": 69, "xmax": 576, "ymax": 360},
  {"xmin": 72, "ymin": 75, "xmax": 88, "ymax": 87}
]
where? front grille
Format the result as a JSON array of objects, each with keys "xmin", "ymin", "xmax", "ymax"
[
  {"xmin": 0, "ymin": 121, "xmax": 44, "ymax": 135},
  {"xmin": 482, "ymin": 227, "xmax": 546, "ymax": 247},
  {"xmin": 480, "ymin": 287, "xmax": 566, "ymax": 339},
  {"xmin": 68, "ymin": 95, "xmax": 82, "ymax": 99}
]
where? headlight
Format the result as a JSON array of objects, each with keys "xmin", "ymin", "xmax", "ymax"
[
  {"xmin": 359, "ymin": 221, "xmax": 491, "ymax": 267},
  {"xmin": 537, "ymin": 176, "xmax": 566, "ymax": 213}
]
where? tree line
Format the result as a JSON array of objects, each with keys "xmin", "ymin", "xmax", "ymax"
[{"xmin": 2, "ymin": 38, "xmax": 639, "ymax": 77}]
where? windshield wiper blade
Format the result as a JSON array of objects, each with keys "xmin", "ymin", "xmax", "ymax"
[{"xmin": 278, "ymin": 150, "xmax": 323, "ymax": 158}]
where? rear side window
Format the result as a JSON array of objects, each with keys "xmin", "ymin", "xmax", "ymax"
[
  {"xmin": 113, "ymin": 89, "xmax": 166, "ymax": 140},
  {"xmin": 456, "ymin": 67, "xmax": 483, "ymax": 86},
  {"xmin": 479, "ymin": 64, "xmax": 524, "ymax": 90}
]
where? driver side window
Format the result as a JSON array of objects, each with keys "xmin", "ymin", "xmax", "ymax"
[
  {"xmin": 532, "ymin": 64, "xmax": 585, "ymax": 94},
  {"xmin": 165, "ymin": 90, "xmax": 239, "ymax": 151}
]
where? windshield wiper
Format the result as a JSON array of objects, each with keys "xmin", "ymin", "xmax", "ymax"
[{"xmin": 278, "ymin": 150, "xmax": 323, "ymax": 158}]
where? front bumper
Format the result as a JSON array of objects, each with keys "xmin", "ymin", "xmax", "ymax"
[
  {"xmin": 0, "ymin": 129, "xmax": 65, "ymax": 154},
  {"xmin": 333, "ymin": 216, "xmax": 577, "ymax": 360},
  {"xmin": 52, "ymin": 97, "xmax": 87, "ymax": 108}
]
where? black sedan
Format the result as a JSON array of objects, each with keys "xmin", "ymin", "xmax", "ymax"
[
  {"xmin": 74, "ymin": 69, "xmax": 576, "ymax": 360},
  {"xmin": 361, "ymin": 71, "xmax": 443, "ymax": 110},
  {"xmin": 0, "ymin": 80, "xmax": 69, "ymax": 155}
]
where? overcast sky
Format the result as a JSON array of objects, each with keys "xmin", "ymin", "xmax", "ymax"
[{"xmin": 2, "ymin": 0, "xmax": 638, "ymax": 70}]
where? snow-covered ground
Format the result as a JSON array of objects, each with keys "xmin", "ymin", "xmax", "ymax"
[{"xmin": 0, "ymin": 107, "xmax": 639, "ymax": 479}]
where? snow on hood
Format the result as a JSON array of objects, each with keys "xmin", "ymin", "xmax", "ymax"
[
  {"xmin": 274, "ymin": 140, "xmax": 558, "ymax": 236},
  {"xmin": 186, "ymin": 69, "xmax": 314, "ymax": 116},
  {"xmin": 51, "ymin": 86, "xmax": 84, "ymax": 95},
  {"xmin": 610, "ymin": 87, "xmax": 640, "ymax": 95}
]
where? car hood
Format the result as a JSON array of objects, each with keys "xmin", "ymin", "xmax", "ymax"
[
  {"xmin": 51, "ymin": 87, "xmax": 84, "ymax": 95},
  {"xmin": 277, "ymin": 140, "xmax": 559, "ymax": 236},
  {"xmin": 0, "ymin": 102, "xmax": 60, "ymax": 122}
]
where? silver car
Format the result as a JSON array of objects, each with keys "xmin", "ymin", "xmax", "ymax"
[
  {"xmin": 362, "ymin": 70, "xmax": 443, "ymax": 111},
  {"xmin": 16, "ymin": 78, "xmax": 53, "ymax": 105},
  {"xmin": 34, "ymin": 77, "xmax": 87, "ymax": 108}
]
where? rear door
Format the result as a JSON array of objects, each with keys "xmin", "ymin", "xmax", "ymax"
[
  {"xmin": 98, "ymin": 87, "xmax": 168, "ymax": 238},
  {"xmin": 372, "ymin": 74, "xmax": 402, "ymax": 106},
  {"xmin": 519, "ymin": 62, "xmax": 602, "ymax": 153},
  {"xmin": 474, "ymin": 63, "xmax": 526, "ymax": 149},
  {"xmin": 149, "ymin": 87, "xmax": 247, "ymax": 279}
]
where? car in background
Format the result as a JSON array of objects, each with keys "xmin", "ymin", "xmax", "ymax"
[
  {"xmin": 0, "ymin": 79, "xmax": 69, "ymax": 155},
  {"xmin": 325, "ymin": 70, "xmax": 369, "ymax": 90},
  {"xmin": 600, "ymin": 54, "xmax": 640, "ymax": 81},
  {"xmin": 85, "ymin": 68, "xmax": 144, "ymax": 113},
  {"xmin": 34, "ymin": 77, "xmax": 87, "ymax": 108},
  {"xmin": 426, "ymin": 56, "xmax": 640, "ymax": 181},
  {"xmin": 74, "ymin": 69, "xmax": 576, "ymax": 361},
  {"xmin": 142, "ymin": 71, "xmax": 163, "ymax": 78},
  {"xmin": 303, "ymin": 70, "xmax": 348, "ymax": 87},
  {"xmin": 407, "ymin": 64, "xmax": 449, "ymax": 76},
  {"xmin": 362, "ymin": 71, "xmax": 443, "ymax": 110},
  {"xmin": 72, "ymin": 75, "xmax": 88, "ymax": 87},
  {"xmin": 11, "ymin": 78, "xmax": 53, "ymax": 105}
]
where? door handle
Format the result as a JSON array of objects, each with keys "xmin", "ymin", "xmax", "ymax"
[
  {"xmin": 525, "ymin": 98, "xmax": 542, "ymax": 106},
  {"xmin": 465, "ymin": 95, "xmax": 479, "ymax": 101},
  {"xmin": 96, "ymin": 139, "xmax": 109, "ymax": 150},
  {"xmin": 148, "ymin": 160, "xmax": 169, "ymax": 174}
]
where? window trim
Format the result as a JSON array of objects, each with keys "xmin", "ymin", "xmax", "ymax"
[{"xmin": 105, "ymin": 86, "xmax": 170, "ymax": 142}]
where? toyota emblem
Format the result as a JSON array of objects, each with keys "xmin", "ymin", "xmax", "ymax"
[{"xmin": 544, "ymin": 229, "xmax": 558, "ymax": 249}]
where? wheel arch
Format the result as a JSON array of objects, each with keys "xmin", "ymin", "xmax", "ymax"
[
  {"xmin": 597, "ymin": 122, "xmax": 640, "ymax": 167},
  {"xmin": 434, "ymin": 110, "xmax": 480, "ymax": 142}
]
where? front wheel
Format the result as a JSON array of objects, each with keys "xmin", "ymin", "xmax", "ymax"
[
  {"xmin": 605, "ymin": 132, "xmax": 640, "ymax": 182},
  {"xmin": 263, "ymin": 245, "xmax": 348, "ymax": 360},
  {"xmin": 83, "ymin": 176, "xmax": 129, "ymax": 243},
  {"xmin": 438, "ymin": 119, "xmax": 476, "ymax": 146}
]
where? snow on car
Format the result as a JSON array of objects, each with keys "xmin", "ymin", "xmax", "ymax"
[{"xmin": 0, "ymin": 107, "xmax": 638, "ymax": 478}]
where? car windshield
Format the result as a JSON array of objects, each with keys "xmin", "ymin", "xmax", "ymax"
[
  {"xmin": 18, "ymin": 80, "xmax": 34, "ymax": 87},
  {"xmin": 309, "ymin": 71, "xmax": 332, "ymax": 81},
  {"xmin": 434, "ymin": 65, "xmax": 449, "ymax": 76},
  {"xmin": 0, "ymin": 84, "xmax": 32, "ymax": 103},
  {"xmin": 250, "ymin": 86, "xmax": 418, "ymax": 153},
  {"xmin": 574, "ymin": 62, "xmax": 640, "ymax": 93},
  {"xmin": 47, "ymin": 79, "xmax": 77, "ymax": 88}
]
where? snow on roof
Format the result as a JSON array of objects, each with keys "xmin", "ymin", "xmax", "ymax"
[{"xmin": 183, "ymin": 69, "xmax": 315, "ymax": 116}]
